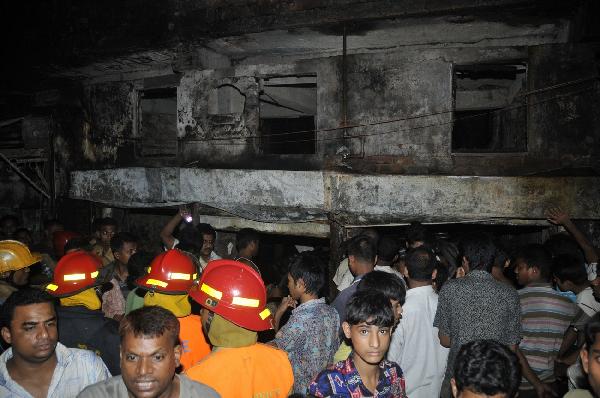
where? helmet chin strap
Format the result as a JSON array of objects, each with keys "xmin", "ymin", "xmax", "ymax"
[{"xmin": 203, "ymin": 310, "xmax": 215, "ymax": 335}]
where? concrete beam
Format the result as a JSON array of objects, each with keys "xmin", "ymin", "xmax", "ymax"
[{"xmin": 70, "ymin": 168, "xmax": 600, "ymax": 229}]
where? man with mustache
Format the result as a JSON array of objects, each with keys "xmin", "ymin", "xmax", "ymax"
[
  {"xmin": 0, "ymin": 288, "xmax": 110, "ymax": 397},
  {"xmin": 78, "ymin": 306, "xmax": 220, "ymax": 398}
]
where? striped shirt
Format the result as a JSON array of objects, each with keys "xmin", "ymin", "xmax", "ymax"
[
  {"xmin": 0, "ymin": 342, "xmax": 111, "ymax": 398},
  {"xmin": 519, "ymin": 283, "xmax": 589, "ymax": 388}
]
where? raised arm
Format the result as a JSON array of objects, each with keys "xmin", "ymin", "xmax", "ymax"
[
  {"xmin": 160, "ymin": 210, "xmax": 184, "ymax": 249},
  {"xmin": 546, "ymin": 206, "xmax": 599, "ymax": 264}
]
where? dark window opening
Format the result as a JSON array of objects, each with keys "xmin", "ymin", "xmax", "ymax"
[
  {"xmin": 138, "ymin": 87, "xmax": 177, "ymax": 157},
  {"xmin": 260, "ymin": 116, "xmax": 316, "ymax": 155},
  {"xmin": 260, "ymin": 76, "xmax": 317, "ymax": 155},
  {"xmin": 452, "ymin": 63, "xmax": 527, "ymax": 153}
]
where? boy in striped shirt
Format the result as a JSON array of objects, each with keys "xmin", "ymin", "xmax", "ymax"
[{"xmin": 515, "ymin": 244, "xmax": 589, "ymax": 397}]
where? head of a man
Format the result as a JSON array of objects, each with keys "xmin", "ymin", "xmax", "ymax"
[
  {"xmin": 405, "ymin": 247, "xmax": 437, "ymax": 283},
  {"xmin": 236, "ymin": 228, "xmax": 260, "ymax": 258},
  {"xmin": 514, "ymin": 244, "xmax": 552, "ymax": 286},
  {"xmin": 581, "ymin": 312, "xmax": 600, "ymax": 397},
  {"xmin": 119, "ymin": 306, "xmax": 181, "ymax": 398},
  {"xmin": 342, "ymin": 290, "xmax": 394, "ymax": 367},
  {"xmin": 111, "ymin": 232, "xmax": 138, "ymax": 266},
  {"xmin": 460, "ymin": 233, "xmax": 496, "ymax": 274},
  {"xmin": 0, "ymin": 288, "xmax": 58, "ymax": 365},
  {"xmin": 377, "ymin": 236, "xmax": 400, "ymax": 265},
  {"xmin": 451, "ymin": 339, "xmax": 521, "ymax": 398},
  {"xmin": 97, "ymin": 218, "xmax": 118, "ymax": 246},
  {"xmin": 196, "ymin": 223, "xmax": 216, "ymax": 259},
  {"xmin": 357, "ymin": 270, "xmax": 405, "ymax": 324},
  {"xmin": 0, "ymin": 215, "xmax": 19, "ymax": 239},
  {"xmin": 552, "ymin": 253, "xmax": 588, "ymax": 293},
  {"xmin": 287, "ymin": 251, "xmax": 326, "ymax": 301},
  {"xmin": 346, "ymin": 235, "xmax": 377, "ymax": 276},
  {"xmin": 406, "ymin": 222, "xmax": 427, "ymax": 249}
]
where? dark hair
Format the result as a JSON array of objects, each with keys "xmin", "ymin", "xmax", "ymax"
[
  {"xmin": 377, "ymin": 236, "xmax": 400, "ymax": 262},
  {"xmin": 544, "ymin": 234, "xmax": 585, "ymax": 263},
  {"xmin": 196, "ymin": 223, "xmax": 216, "ymax": 239},
  {"xmin": 585, "ymin": 312, "xmax": 600, "ymax": 350},
  {"xmin": 460, "ymin": 233, "xmax": 496, "ymax": 272},
  {"xmin": 357, "ymin": 271, "xmax": 406, "ymax": 305},
  {"xmin": 552, "ymin": 254, "xmax": 588, "ymax": 285},
  {"xmin": 64, "ymin": 237, "xmax": 92, "ymax": 253},
  {"xmin": 453, "ymin": 340, "xmax": 521, "ymax": 398},
  {"xmin": 346, "ymin": 235, "xmax": 377, "ymax": 264},
  {"xmin": 0, "ymin": 288, "xmax": 56, "ymax": 330},
  {"xmin": 236, "ymin": 228, "xmax": 260, "ymax": 252},
  {"xmin": 126, "ymin": 251, "xmax": 156, "ymax": 290},
  {"xmin": 516, "ymin": 244, "xmax": 553, "ymax": 282},
  {"xmin": 345, "ymin": 290, "xmax": 394, "ymax": 327},
  {"xmin": 433, "ymin": 239, "xmax": 459, "ymax": 272},
  {"xmin": 110, "ymin": 232, "xmax": 137, "ymax": 253},
  {"xmin": 97, "ymin": 217, "xmax": 118, "ymax": 230},
  {"xmin": 288, "ymin": 252, "xmax": 326, "ymax": 296},
  {"xmin": 406, "ymin": 247, "xmax": 437, "ymax": 281},
  {"xmin": 406, "ymin": 222, "xmax": 427, "ymax": 246},
  {"xmin": 119, "ymin": 306, "xmax": 180, "ymax": 346}
]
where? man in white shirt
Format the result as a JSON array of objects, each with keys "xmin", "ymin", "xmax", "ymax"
[
  {"xmin": 553, "ymin": 254, "xmax": 600, "ymax": 317},
  {"xmin": 388, "ymin": 247, "xmax": 448, "ymax": 398},
  {"xmin": 0, "ymin": 288, "xmax": 110, "ymax": 398}
]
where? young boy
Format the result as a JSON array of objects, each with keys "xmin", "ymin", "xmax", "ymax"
[
  {"xmin": 309, "ymin": 290, "xmax": 407, "ymax": 397},
  {"xmin": 272, "ymin": 252, "xmax": 339, "ymax": 394},
  {"xmin": 91, "ymin": 217, "xmax": 118, "ymax": 266},
  {"xmin": 334, "ymin": 270, "xmax": 406, "ymax": 363},
  {"xmin": 451, "ymin": 340, "xmax": 521, "ymax": 398},
  {"xmin": 98, "ymin": 232, "xmax": 137, "ymax": 320},
  {"xmin": 553, "ymin": 253, "xmax": 600, "ymax": 317}
]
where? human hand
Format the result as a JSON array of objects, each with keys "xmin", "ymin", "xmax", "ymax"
[
  {"xmin": 545, "ymin": 206, "xmax": 570, "ymax": 226},
  {"xmin": 535, "ymin": 382, "xmax": 557, "ymax": 398},
  {"xmin": 179, "ymin": 205, "xmax": 192, "ymax": 222},
  {"xmin": 276, "ymin": 295, "xmax": 297, "ymax": 315}
]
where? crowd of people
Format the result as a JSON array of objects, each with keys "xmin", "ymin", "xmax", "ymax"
[{"xmin": 0, "ymin": 206, "xmax": 599, "ymax": 398}]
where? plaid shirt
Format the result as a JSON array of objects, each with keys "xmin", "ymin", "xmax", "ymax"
[{"xmin": 308, "ymin": 356, "xmax": 407, "ymax": 397}]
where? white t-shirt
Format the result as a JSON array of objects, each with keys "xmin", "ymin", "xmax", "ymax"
[
  {"xmin": 388, "ymin": 285, "xmax": 449, "ymax": 398},
  {"xmin": 333, "ymin": 258, "xmax": 354, "ymax": 292},
  {"xmin": 576, "ymin": 286, "xmax": 600, "ymax": 317}
]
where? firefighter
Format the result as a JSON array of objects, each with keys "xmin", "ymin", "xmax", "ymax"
[
  {"xmin": 0, "ymin": 240, "xmax": 40, "ymax": 303},
  {"xmin": 135, "ymin": 249, "xmax": 211, "ymax": 371},
  {"xmin": 186, "ymin": 259, "xmax": 294, "ymax": 397},
  {"xmin": 45, "ymin": 251, "xmax": 120, "ymax": 375}
]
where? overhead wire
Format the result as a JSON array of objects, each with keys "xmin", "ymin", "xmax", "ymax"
[{"xmin": 118, "ymin": 81, "xmax": 598, "ymax": 147}]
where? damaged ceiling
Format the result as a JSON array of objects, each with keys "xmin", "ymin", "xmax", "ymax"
[{"xmin": 0, "ymin": 0, "xmax": 592, "ymax": 91}]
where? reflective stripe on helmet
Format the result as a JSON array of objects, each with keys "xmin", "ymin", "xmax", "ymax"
[
  {"xmin": 259, "ymin": 308, "xmax": 271, "ymax": 320},
  {"xmin": 231, "ymin": 296, "xmax": 259, "ymax": 307},
  {"xmin": 201, "ymin": 283, "xmax": 223, "ymax": 300},
  {"xmin": 146, "ymin": 278, "xmax": 168, "ymax": 288},
  {"xmin": 46, "ymin": 283, "xmax": 59, "ymax": 291},
  {"xmin": 169, "ymin": 272, "xmax": 191, "ymax": 281},
  {"xmin": 91, "ymin": 271, "xmax": 99, "ymax": 279},
  {"xmin": 63, "ymin": 273, "xmax": 86, "ymax": 281}
]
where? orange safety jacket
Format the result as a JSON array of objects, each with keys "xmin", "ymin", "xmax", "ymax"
[
  {"xmin": 186, "ymin": 343, "xmax": 294, "ymax": 398},
  {"xmin": 178, "ymin": 314, "xmax": 211, "ymax": 371}
]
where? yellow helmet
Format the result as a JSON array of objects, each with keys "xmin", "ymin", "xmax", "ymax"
[{"xmin": 0, "ymin": 240, "xmax": 42, "ymax": 273}]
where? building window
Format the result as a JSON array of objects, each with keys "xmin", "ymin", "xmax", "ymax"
[
  {"xmin": 452, "ymin": 63, "xmax": 527, "ymax": 153},
  {"xmin": 260, "ymin": 76, "xmax": 317, "ymax": 155},
  {"xmin": 138, "ymin": 87, "xmax": 177, "ymax": 157}
]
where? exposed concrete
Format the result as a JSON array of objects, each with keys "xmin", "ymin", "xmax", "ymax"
[{"xmin": 70, "ymin": 168, "xmax": 600, "ymax": 229}]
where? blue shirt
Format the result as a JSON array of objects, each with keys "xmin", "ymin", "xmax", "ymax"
[
  {"xmin": 274, "ymin": 297, "xmax": 339, "ymax": 394},
  {"xmin": 332, "ymin": 275, "xmax": 365, "ymax": 331},
  {"xmin": 0, "ymin": 342, "xmax": 111, "ymax": 398},
  {"xmin": 308, "ymin": 356, "xmax": 408, "ymax": 397}
]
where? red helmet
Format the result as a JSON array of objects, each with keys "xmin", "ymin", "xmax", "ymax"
[
  {"xmin": 189, "ymin": 259, "xmax": 273, "ymax": 331},
  {"xmin": 136, "ymin": 249, "xmax": 198, "ymax": 294},
  {"xmin": 53, "ymin": 231, "xmax": 81, "ymax": 257},
  {"xmin": 45, "ymin": 251, "xmax": 102, "ymax": 297}
]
